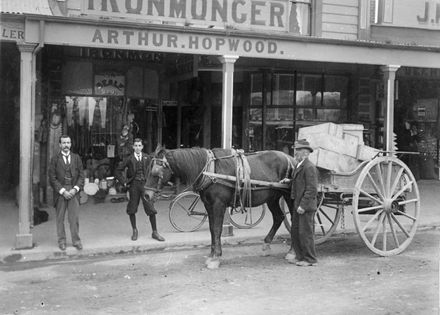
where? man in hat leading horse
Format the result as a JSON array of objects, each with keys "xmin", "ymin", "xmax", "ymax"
[
  {"xmin": 115, "ymin": 138, "xmax": 165, "ymax": 242},
  {"xmin": 281, "ymin": 139, "xmax": 318, "ymax": 266}
]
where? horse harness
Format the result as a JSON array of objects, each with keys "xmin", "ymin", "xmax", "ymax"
[{"xmin": 148, "ymin": 149, "xmax": 294, "ymax": 209}]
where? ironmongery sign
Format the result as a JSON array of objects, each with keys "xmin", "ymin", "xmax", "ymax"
[{"xmin": 83, "ymin": 0, "xmax": 289, "ymax": 32}]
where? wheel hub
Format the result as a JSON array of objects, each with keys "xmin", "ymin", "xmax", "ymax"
[{"xmin": 383, "ymin": 199, "xmax": 399, "ymax": 214}]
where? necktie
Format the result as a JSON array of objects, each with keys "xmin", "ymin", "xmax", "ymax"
[
  {"xmin": 138, "ymin": 154, "xmax": 141, "ymax": 162},
  {"xmin": 64, "ymin": 155, "xmax": 70, "ymax": 164}
]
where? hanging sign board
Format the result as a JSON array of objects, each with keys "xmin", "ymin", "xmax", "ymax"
[{"xmin": 94, "ymin": 73, "xmax": 125, "ymax": 95}]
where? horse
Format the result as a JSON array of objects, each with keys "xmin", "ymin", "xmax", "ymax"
[{"xmin": 144, "ymin": 146, "xmax": 296, "ymax": 269}]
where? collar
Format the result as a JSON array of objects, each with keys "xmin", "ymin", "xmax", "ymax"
[
  {"xmin": 296, "ymin": 159, "xmax": 305, "ymax": 168},
  {"xmin": 61, "ymin": 151, "xmax": 70, "ymax": 157}
]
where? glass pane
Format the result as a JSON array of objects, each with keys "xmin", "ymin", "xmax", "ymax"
[
  {"xmin": 265, "ymin": 108, "xmax": 294, "ymax": 152},
  {"xmin": 296, "ymin": 74, "xmax": 322, "ymax": 107},
  {"xmin": 273, "ymin": 74, "xmax": 295, "ymax": 106},
  {"xmin": 296, "ymin": 108, "xmax": 315, "ymax": 121},
  {"xmin": 266, "ymin": 107, "xmax": 294, "ymax": 121},
  {"xmin": 317, "ymin": 109, "xmax": 347, "ymax": 122},
  {"xmin": 324, "ymin": 76, "xmax": 348, "ymax": 108},
  {"xmin": 249, "ymin": 108, "xmax": 262, "ymax": 151},
  {"xmin": 251, "ymin": 73, "xmax": 263, "ymax": 106},
  {"xmin": 289, "ymin": 2, "xmax": 311, "ymax": 35}
]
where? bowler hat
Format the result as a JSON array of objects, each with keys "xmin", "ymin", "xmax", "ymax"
[{"xmin": 293, "ymin": 139, "xmax": 313, "ymax": 152}]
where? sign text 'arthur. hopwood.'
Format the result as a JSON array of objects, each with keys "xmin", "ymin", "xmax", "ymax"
[
  {"xmin": 91, "ymin": 28, "xmax": 281, "ymax": 56},
  {"xmin": 84, "ymin": 0, "xmax": 289, "ymax": 32}
]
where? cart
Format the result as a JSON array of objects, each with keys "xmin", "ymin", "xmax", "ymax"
[{"xmin": 281, "ymin": 154, "xmax": 420, "ymax": 256}]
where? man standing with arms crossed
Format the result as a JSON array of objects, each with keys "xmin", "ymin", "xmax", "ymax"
[
  {"xmin": 115, "ymin": 138, "xmax": 165, "ymax": 242},
  {"xmin": 49, "ymin": 135, "xmax": 85, "ymax": 251}
]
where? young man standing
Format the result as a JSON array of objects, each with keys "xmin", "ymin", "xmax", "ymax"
[
  {"xmin": 48, "ymin": 135, "xmax": 85, "ymax": 251},
  {"xmin": 282, "ymin": 139, "xmax": 318, "ymax": 266},
  {"xmin": 115, "ymin": 138, "xmax": 165, "ymax": 242}
]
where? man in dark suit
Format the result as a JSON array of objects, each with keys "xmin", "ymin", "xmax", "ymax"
[
  {"xmin": 115, "ymin": 138, "xmax": 165, "ymax": 242},
  {"xmin": 282, "ymin": 139, "xmax": 318, "ymax": 266},
  {"xmin": 49, "ymin": 135, "xmax": 85, "ymax": 251}
]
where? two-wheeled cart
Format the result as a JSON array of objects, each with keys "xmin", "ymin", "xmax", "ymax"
[{"xmin": 281, "ymin": 154, "xmax": 420, "ymax": 256}]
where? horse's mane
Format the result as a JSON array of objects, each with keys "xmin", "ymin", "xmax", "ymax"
[{"xmin": 166, "ymin": 148, "xmax": 210, "ymax": 185}]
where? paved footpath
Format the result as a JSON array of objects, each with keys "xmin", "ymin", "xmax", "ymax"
[{"xmin": 0, "ymin": 180, "xmax": 439, "ymax": 264}]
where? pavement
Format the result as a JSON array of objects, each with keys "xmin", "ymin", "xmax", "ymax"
[{"xmin": 1, "ymin": 180, "xmax": 439, "ymax": 264}]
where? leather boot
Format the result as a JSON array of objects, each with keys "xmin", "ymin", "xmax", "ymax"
[
  {"xmin": 152, "ymin": 231, "xmax": 165, "ymax": 241},
  {"xmin": 131, "ymin": 228, "xmax": 138, "ymax": 241}
]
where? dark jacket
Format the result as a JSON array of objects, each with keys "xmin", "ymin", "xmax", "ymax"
[
  {"xmin": 290, "ymin": 158, "xmax": 318, "ymax": 212},
  {"xmin": 48, "ymin": 151, "xmax": 85, "ymax": 207},
  {"xmin": 115, "ymin": 153, "xmax": 152, "ymax": 186}
]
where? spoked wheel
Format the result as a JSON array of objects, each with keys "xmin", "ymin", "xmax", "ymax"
[
  {"xmin": 169, "ymin": 191, "xmax": 207, "ymax": 232},
  {"xmin": 353, "ymin": 156, "xmax": 420, "ymax": 256},
  {"xmin": 280, "ymin": 194, "xmax": 341, "ymax": 244},
  {"xmin": 228, "ymin": 204, "xmax": 266, "ymax": 229}
]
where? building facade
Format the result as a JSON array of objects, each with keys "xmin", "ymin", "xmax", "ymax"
[{"xmin": 1, "ymin": 0, "xmax": 439, "ymax": 248}]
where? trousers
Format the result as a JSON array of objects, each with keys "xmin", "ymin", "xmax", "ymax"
[
  {"xmin": 126, "ymin": 180, "xmax": 157, "ymax": 216},
  {"xmin": 291, "ymin": 209, "xmax": 317, "ymax": 264},
  {"xmin": 55, "ymin": 185, "xmax": 80, "ymax": 246}
]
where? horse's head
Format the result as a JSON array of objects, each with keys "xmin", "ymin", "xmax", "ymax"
[{"xmin": 144, "ymin": 145, "xmax": 173, "ymax": 200}]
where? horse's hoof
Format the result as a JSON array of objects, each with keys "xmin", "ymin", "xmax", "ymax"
[
  {"xmin": 285, "ymin": 252, "xmax": 296, "ymax": 261},
  {"xmin": 206, "ymin": 258, "xmax": 220, "ymax": 269},
  {"xmin": 261, "ymin": 243, "xmax": 272, "ymax": 256}
]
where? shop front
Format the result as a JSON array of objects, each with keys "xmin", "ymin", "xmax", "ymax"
[{"xmin": 2, "ymin": 0, "xmax": 440, "ymax": 249}]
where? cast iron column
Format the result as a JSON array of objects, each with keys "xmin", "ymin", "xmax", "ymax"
[
  {"xmin": 380, "ymin": 65, "xmax": 400, "ymax": 154},
  {"xmin": 15, "ymin": 43, "xmax": 37, "ymax": 249},
  {"xmin": 219, "ymin": 55, "xmax": 239, "ymax": 237}
]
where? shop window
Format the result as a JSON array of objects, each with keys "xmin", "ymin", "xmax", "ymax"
[
  {"xmin": 248, "ymin": 72, "xmax": 349, "ymax": 152},
  {"xmin": 64, "ymin": 96, "xmax": 125, "ymax": 159},
  {"xmin": 289, "ymin": 0, "xmax": 312, "ymax": 35}
]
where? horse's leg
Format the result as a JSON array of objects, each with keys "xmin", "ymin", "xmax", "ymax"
[
  {"xmin": 205, "ymin": 198, "xmax": 227, "ymax": 269},
  {"xmin": 204, "ymin": 204, "xmax": 216, "ymax": 259},
  {"xmin": 261, "ymin": 197, "xmax": 285, "ymax": 256},
  {"xmin": 282, "ymin": 196, "xmax": 296, "ymax": 261}
]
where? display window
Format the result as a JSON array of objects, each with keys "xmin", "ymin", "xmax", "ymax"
[{"xmin": 248, "ymin": 72, "xmax": 349, "ymax": 152}]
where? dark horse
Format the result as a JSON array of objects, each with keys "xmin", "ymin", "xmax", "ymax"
[{"xmin": 144, "ymin": 146, "xmax": 295, "ymax": 269}]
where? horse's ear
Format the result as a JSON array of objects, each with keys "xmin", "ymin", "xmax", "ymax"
[{"xmin": 154, "ymin": 144, "xmax": 163, "ymax": 155}]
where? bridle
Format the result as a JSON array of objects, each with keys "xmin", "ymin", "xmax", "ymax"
[
  {"xmin": 144, "ymin": 149, "xmax": 216, "ymax": 196},
  {"xmin": 144, "ymin": 156, "xmax": 173, "ymax": 195}
]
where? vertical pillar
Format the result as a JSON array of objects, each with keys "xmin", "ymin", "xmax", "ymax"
[
  {"xmin": 380, "ymin": 65, "xmax": 400, "ymax": 154},
  {"xmin": 219, "ymin": 55, "xmax": 239, "ymax": 237},
  {"xmin": 15, "ymin": 43, "xmax": 37, "ymax": 249},
  {"xmin": 219, "ymin": 55, "xmax": 239, "ymax": 149}
]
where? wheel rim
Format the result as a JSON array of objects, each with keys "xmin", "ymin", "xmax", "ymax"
[
  {"xmin": 353, "ymin": 156, "xmax": 420, "ymax": 256},
  {"xmin": 169, "ymin": 192, "xmax": 207, "ymax": 232},
  {"xmin": 229, "ymin": 204, "xmax": 266, "ymax": 229},
  {"xmin": 280, "ymin": 194, "xmax": 341, "ymax": 244},
  {"xmin": 314, "ymin": 192, "xmax": 342, "ymax": 244}
]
